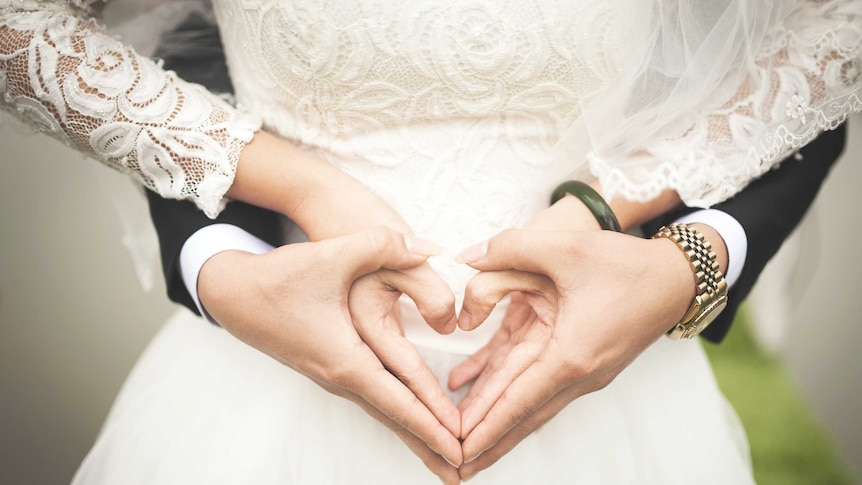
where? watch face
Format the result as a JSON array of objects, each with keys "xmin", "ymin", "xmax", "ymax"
[{"xmin": 693, "ymin": 298, "xmax": 728, "ymax": 335}]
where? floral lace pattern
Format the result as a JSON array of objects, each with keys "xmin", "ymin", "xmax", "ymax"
[
  {"xmin": 209, "ymin": 0, "xmax": 861, "ymax": 351},
  {"xmin": 2, "ymin": 1, "xmax": 855, "ymax": 222},
  {"xmin": 214, "ymin": 1, "xmax": 633, "ymax": 337},
  {"xmin": 589, "ymin": 0, "xmax": 862, "ymax": 207},
  {"xmin": 0, "ymin": 1, "xmax": 260, "ymax": 217}
]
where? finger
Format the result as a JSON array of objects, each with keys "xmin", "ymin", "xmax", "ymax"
[
  {"xmin": 310, "ymin": 376, "xmax": 461, "ymax": 485},
  {"xmin": 460, "ymin": 349, "xmax": 567, "ymax": 464},
  {"xmin": 350, "ymin": 280, "xmax": 460, "ymax": 436},
  {"xmin": 338, "ymin": 346, "xmax": 464, "ymax": 467},
  {"xmin": 446, "ymin": 334, "xmax": 498, "ymax": 391},
  {"xmin": 455, "ymin": 228, "xmax": 569, "ymax": 275},
  {"xmin": 327, "ymin": 226, "xmax": 441, "ymax": 281},
  {"xmin": 456, "ymin": 341, "xmax": 516, "ymax": 434},
  {"xmin": 372, "ymin": 409, "xmax": 462, "ymax": 485},
  {"xmin": 377, "ymin": 265, "xmax": 458, "ymax": 334},
  {"xmin": 459, "ymin": 386, "xmax": 580, "ymax": 482},
  {"xmin": 455, "ymin": 315, "xmax": 524, "ymax": 412},
  {"xmin": 449, "ymin": 295, "xmax": 533, "ymax": 395},
  {"xmin": 459, "ymin": 319, "xmax": 552, "ymax": 438},
  {"xmin": 459, "ymin": 270, "xmax": 553, "ymax": 331}
]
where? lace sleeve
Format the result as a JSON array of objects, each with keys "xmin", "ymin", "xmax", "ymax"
[
  {"xmin": 587, "ymin": 0, "xmax": 861, "ymax": 208},
  {"xmin": 0, "ymin": 1, "xmax": 261, "ymax": 218}
]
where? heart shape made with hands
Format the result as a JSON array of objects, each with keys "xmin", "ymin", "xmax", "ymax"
[{"xmin": 348, "ymin": 260, "xmax": 560, "ymax": 474}]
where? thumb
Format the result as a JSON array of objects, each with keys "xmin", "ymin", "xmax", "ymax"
[
  {"xmin": 459, "ymin": 270, "xmax": 554, "ymax": 331},
  {"xmin": 455, "ymin": 228, "xmax": 564, "ymax": 275},
  {"xmin": 326, "ymin": 226, "xmax": 442, "ymax": 281},
  {"xmin": 372, "ymin": 265, "xmax": 458, "ymax": 335}
]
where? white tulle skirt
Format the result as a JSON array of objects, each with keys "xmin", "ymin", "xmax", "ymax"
[{"xmin": 73, "ymin": 309, "xmax": 754, "ymax": 484}]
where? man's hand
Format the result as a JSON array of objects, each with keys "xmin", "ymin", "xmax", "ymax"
[
  {"xmin": 197, "ymin": 227, "xmax": 462, "ymax": 483},
  {"xmin": 450, "ymin": 228, "xmax": 697, "ymax": 481}
]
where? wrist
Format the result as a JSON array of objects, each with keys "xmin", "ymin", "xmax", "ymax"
[
  {"xmin": 674, "ymin": 210, "xmax": 744, "ymax": 287},
  {"xmin": 180, "ymin": 224, "xmax": 276, "ymax": 322},
  {"xmin": 197, "ymin": 249, "xmax": 259, "ymax": 328},
  {"xmin": 230, "ymin": 131, "xmax": 409, "ymax": 240},
  {"xmin": 529, "ymin": 195, "xmax": 602, "ymax": 231},
  {"xmin": 550, "ymin": 181, "xmax": 620, "ymax": 232},
  {"xmin": 652, "ymin": 223, "xmax": 729, "ymax": 339},
  {"xmin": 229, "ymin": 131, "xmax": 339, "ymax": 218},
  {"xmin": 686, "ymin": 223, "xmax": 729, "ymax": 276},
  {"xmin": 586, "ymin": 180, "xmax": 681, "ymax": 232},
  {"xmin": 649, "ymin": 237, "xmax": 699, "ymax": 327}
]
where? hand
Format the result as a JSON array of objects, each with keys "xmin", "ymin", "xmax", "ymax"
[
  {"xmin": 348, "ymin": 263, "xmax": 461, "ymax": 435},
  {"xmin": 448, "ymin": 290, "xmax": 554, "ymax": 438},
  {"xmin": 197, "ymin": 227, "xmax": 462, "ymax": 483},
  {"xmin": 450, "ymin": 228, "xmax": 697, "ymax": 481},
  {"xmin": 450, "ymin": 195, "xmax": 597, "ymax": 442},
  {"xmin": 229, "ymin": 133, "xmax": 465, "ymax": 479}
]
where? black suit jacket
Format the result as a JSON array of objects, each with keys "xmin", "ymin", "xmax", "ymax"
[
  {"xmin": 645, "ymin": 126, "xmax": 846, "ymax": 342},
  {"xmin": 146, "ymin": 14, "xmax": 847, "ymax": 343}
]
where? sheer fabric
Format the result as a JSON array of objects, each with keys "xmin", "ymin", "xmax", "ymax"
[
  {"xmin": 576, "ymin": 0, "xmax": 862, "ymax": 207},
  {"xmin": 0, "ymin": 0, "xmax": 260, "ymax": 218}
]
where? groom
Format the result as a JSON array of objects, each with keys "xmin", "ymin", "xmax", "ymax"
[{"xmin": 145, "ymin": 10, "xmax": 847, "ymax": 480}]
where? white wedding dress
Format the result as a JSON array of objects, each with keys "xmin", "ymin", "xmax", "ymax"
[{"xmin": 1, "ymin": 1, "xmax": 860, "ymax": 483}]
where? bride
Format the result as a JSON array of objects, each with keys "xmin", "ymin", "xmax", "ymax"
[{"xmin": 1, "ymin": 1, "xmax": 860, "ymax": 483}]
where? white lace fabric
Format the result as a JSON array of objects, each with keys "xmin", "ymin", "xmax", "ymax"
[
  {"xmin": 0, "ymin": 0, "xmax": 260, "ymax": 218},
  {"xmin": 1, "ymin": 1, "xmax": 859, "ymax": 218},
  {"xmin": 582, "ymin": 0, "xmax": 862, "ymax": 207}
]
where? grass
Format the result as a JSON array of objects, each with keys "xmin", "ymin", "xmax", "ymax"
[{"xmin": 704, "ymin": 314, "xmax": 857, "ymax": 485}]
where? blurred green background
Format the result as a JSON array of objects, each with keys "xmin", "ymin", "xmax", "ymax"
[{"xmin": 707, "ymin": 312, "xmax": 857, "ymax": 485}]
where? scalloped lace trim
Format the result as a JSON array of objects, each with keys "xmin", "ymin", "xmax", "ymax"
[{"xmin": 591, "ymin": 1, "xmax": 861, "ymax": 207}]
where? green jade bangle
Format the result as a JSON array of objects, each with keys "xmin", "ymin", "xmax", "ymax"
[{"xmin": 550, "ymin": 181, "xmax": 622, "ymax": 232}]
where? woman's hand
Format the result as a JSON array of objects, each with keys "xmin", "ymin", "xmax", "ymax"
[
  {"xmin": 449, "ymin": 228, "xmax": 699, "ymax": 481},
  {"xmin": 197, "ymin": 227, "xmax": 462, "ymax": 482}
]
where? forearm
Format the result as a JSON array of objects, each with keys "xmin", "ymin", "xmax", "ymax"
[
  {"xmin": 228, "ymin": 130, "xmax": 409, "ymax": 240},
  {"xmin": 1, "ymin": 6, "xmax": 404, "ymax": 239},
  {"xmin": 602, "ymin": 186, "xmax": 681, "ymax": 232},
  {"xmin": 533, "ymin": 181, "xmax": 680, "ymax": 233},
  {"xmin": 0, "ymin": 5, "xmax": 258, "ymax": 218}
]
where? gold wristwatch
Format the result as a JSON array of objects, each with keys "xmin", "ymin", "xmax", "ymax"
[{"xmin": 652, "ymin": 223, "xmax": 728, "ymax": 340}]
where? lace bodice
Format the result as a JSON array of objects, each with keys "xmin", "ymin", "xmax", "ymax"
[
  {"xmin": 2, "ymin": 1, "xmax": 861, "ymax": 349},
  {"xmin": 1, "ymin": 1, "xmax": 859, "ymax": 214},
  {"xmin": 214, "ymin": 0, "xmax": 861, "ymax": 209},
  {"xmin": 211, "ymin": 0, "xmax": 861, "ymax": 351}
]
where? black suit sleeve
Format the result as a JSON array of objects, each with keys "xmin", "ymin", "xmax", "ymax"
[
  {"xmin": 146, "ymin": 12, "xmax": 281, "ymax": 315},
  {"xmin": 644, "ymin": 124, "xmax": 847, "ymax": 344}
]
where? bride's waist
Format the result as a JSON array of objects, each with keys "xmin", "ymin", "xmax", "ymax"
[{"xmin": 261, "ymin": 110, "xmax": 571, "ymax": 165}]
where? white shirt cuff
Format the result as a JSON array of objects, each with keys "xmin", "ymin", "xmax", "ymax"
[
  {"xmin": 180, "ymin": 224, "xmax": 275, "ymax": 324},
  {"xmin": 673, "ymin": 209, "xmax": 747, "ymax": 288}
]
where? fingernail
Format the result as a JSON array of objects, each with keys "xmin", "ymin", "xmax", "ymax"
[
  {"xmin": 455, "ymin": 241, "xmax": 488, "ymax": 264},
  {"xmin": 404, "ymin": 235, "xmax": 443, "ymax": 256},
  {"xmin": 463, "ymin": 452, "xmax": 480, "ymax": 464},
  {"xmin": 443, "ymin": 456, "xmax": 460, "ymax": 468},
  {"xmin": 458, "ymin": 310, "xmax": 472, "ymax": 330}
]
